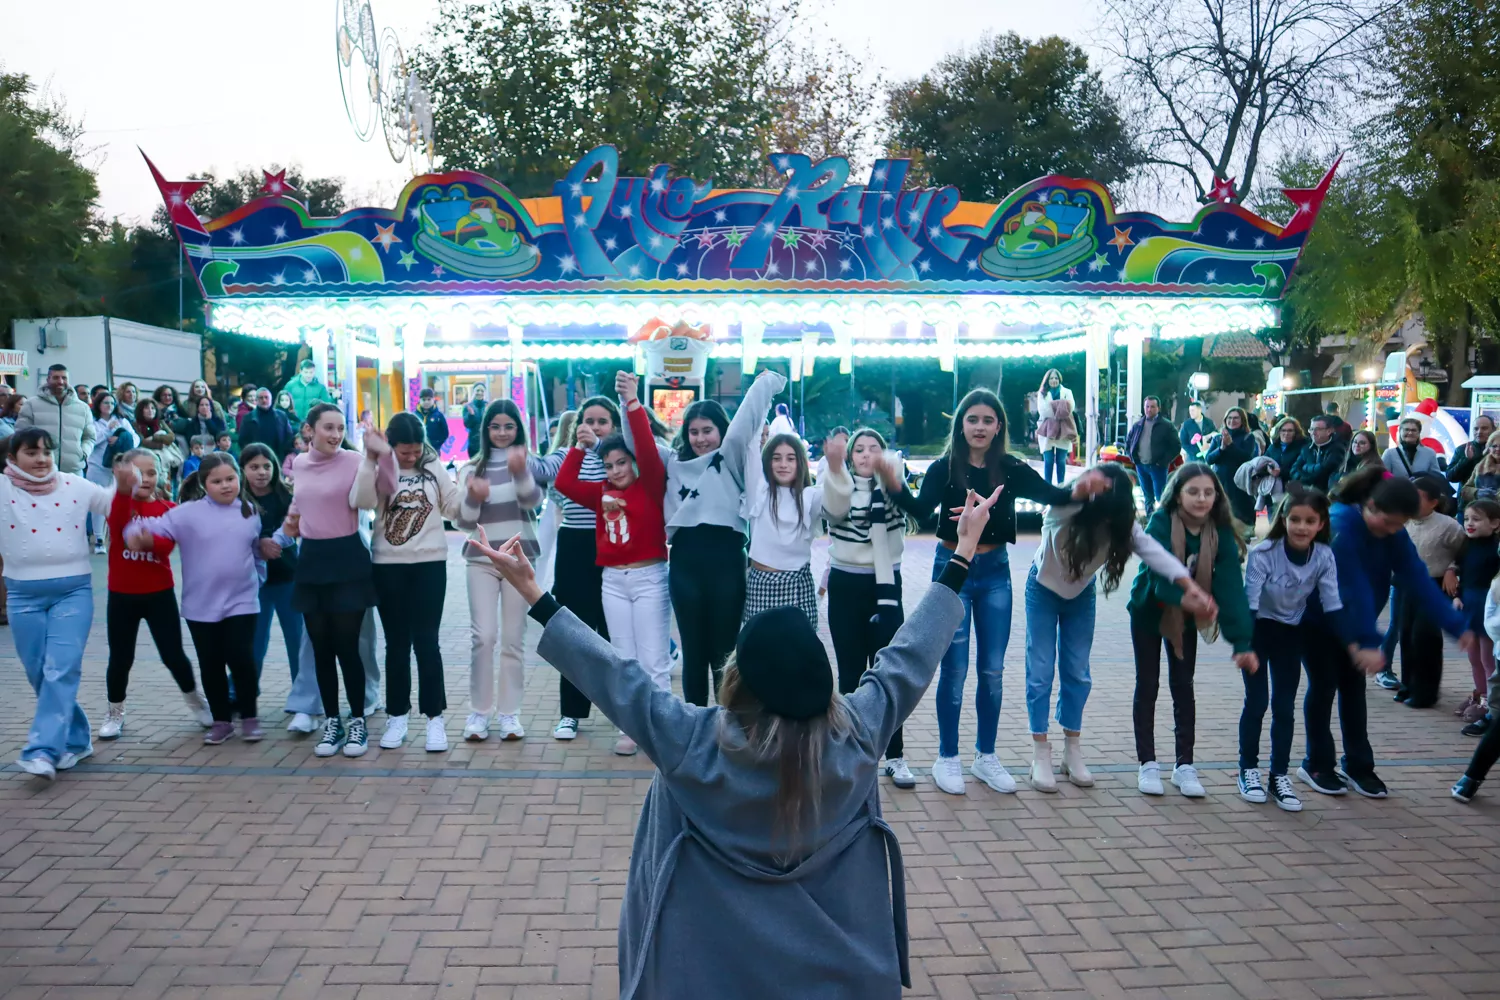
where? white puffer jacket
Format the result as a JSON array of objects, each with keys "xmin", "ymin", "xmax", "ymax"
[{"xmin": 15, "ymin": 392, "xmax": 96, "ymax": 475}]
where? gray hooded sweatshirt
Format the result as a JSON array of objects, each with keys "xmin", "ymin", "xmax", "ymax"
[{"xmin": 530, "ymin": 565, "xmax": 967, "ymax": 1000}]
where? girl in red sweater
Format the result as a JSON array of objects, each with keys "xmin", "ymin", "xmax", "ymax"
[
  {"xmin": 100, "ymin": 449, "xmax": 213, "ymax": 740},
  {"xmin": 553, "ymin": 395, "xmax": 668, "ymax": 755}
]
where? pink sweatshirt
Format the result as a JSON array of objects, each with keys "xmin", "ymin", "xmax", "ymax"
[{"xmin": 290, "ymin": 447, "xmax": 364, "ymax": 539}]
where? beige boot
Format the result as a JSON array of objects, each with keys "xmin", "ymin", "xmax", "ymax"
[
  {"xmin": 1062, "ymin": 735, "xmax": 1095, "ymax": 787},
  {"xmin": 1028, "ymin": 741, "xmax": 1058, "ymax": 792}
]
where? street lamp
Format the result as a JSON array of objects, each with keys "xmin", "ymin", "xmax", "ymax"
[
  {"xmin": 1189, "ymin": 371, "xmax": 1210, "ymax": 391},
  {"xmin": 1362, "ymin": 367, "xmax": 1377, "ymax": 381},
  {"xmin": 1282, "ymin": 376, "xmax": 1296, "ymax": 390}
]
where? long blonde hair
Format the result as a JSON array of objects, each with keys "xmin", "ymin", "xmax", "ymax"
[
  {"xmin": 716, "ymin": 659, "xmax": 853, "ymax": 865},
  {"xmin": 551, "ymin": 410, "xmax": 578, "ymax": 453}
]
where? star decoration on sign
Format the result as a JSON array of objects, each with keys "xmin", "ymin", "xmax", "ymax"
[
  {"xmin": 603, "ymin": 236, "xmax": 618, "ymax": 252},
  {"xmin": 1279, "ymin": 155, "xmax": 1342, "ymax": 238},
  {"xmin": 1254, "ymin": 235, "xmax": 1265, "ymax": 248},
  {"xmin": 1088, "ymin": 253, "xmax": 1108, "ymax": 273},
  {"xmin": 1066, "ymin": 266, "xmax": 1079, "ymax": 278},
  {"xmin": 432, "ymin": 264, "xmax": 444, "ymax": 278},
  {"xmin": 917, "ymin": 258, "xmax": 931, "ymax": 273},
  {"xmin": 373, "ymin": 223, "xmax": 401, "ymax": 252},
  {"xmin": 765, "ymin": 260, "xmax": 780, "ymax": 276},
  {"xmin": 806, "ymin": 230, "xmax": 831, "ymax": 250},
  {"xmin": 228, "ymin": 228, "xmax": 246, "ymax": 245},
  {"xmin": 708, "ymin": 452, "xmax": 725, "ymax": 472},
  {"xmin": 558, "ymin": 254, "xmax": 578, "ymax": 274},
  {"xmin": 713, "ymin": 209, "xmax": 728, "ymax": 223},
  {"xmin": 676, "ymin": 262, "xmax": 690, "ymax": 276},
  {"xmin": 965, "ymin": 258, "xmax": 979, "ymax": 272},
  {"xmin": 723, "ymin": 228, "xmax": 745, "ymax": 248},
  {"xmin": 1107, "ymin": 226, "xmax": 1135, "ymax": 253},
  {"xmin": 839, "ymin": 258, "xmax": 854, "ymax": 273},
  {"xmin": 1205, "ymin": 269, "xmax": 1217, "ymax": 282},
  {"xmin": 1207, "ymin": 175, "xmax": 1238, "ymax": 203},
  {"xmin": 272, "ymin": 223, "xmax": 287, "ymax": 241},
  {"xmin": 260, "ymin": 169, "xmax": 297, "ymax": 195},
  {"xmin": 804, "ymin": 259, "xmax": 819, "ymax": 274},
  {"xmin": 271, "ymin": 271, "xmax": 287, "ymax": 285},
  {"xmin": 778, "ymin": 229, "xmax": 802, "ymax": 249},
  {"xmin": 303, "ymin": 268, "xmax": 318, "ymax": 283},
  {"xmin": 694, "ymin": 230, "xmax": 717, "ymax": 249},
  {"xmin": 1226, "ymin": 229, "xmax": 1239, "ymax": 243},
  {"xmin": 408, "ymin": 207, "xmax": 421, "ymax": 222},
  {"xmin": 397, "ymin": 250, "xmax": 417, "ymax": 271}
]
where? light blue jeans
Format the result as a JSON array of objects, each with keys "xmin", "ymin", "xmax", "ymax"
[
  {"xmin": 253, "ymin": 582, "xmax": 302, "ymax": 680},
  {"xmin": 933, "ymin": 545, "xmax": 1012, "ymax": 758},
  {"xmin": 10, "ymin": 575, "xmax": 94, "ymax": 764},
  {"xmin": 1023, "ymin": 566, "xmax": 1095, "ymax": 734}
]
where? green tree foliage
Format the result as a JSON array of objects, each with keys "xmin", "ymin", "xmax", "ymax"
[
  {"xmin": 0, "ymin": 71, "xmax": 101, "ymax": 345},
  {"xmin": 885, "ymin": 34, "xmax": 1141, "ymax": 200}
]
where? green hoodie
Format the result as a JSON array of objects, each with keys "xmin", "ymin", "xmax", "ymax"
[
  {"xmin": 283, "ymin": 376, "xmax": 333, "ymax": 419},
  {"xmin": 1126, "ymin": 508, "xmax": 1254, "ymax": 654}
]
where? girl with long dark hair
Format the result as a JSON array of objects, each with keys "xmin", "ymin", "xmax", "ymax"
[
  {"xmin": 1127, "ymin": 462, "xmax": 1257, "ymax": 798},
  {"xmin": 742, "ymin": 432, "xmax": 849, "ymax": 624},
  {"xmin": 617, "ymin": 368, "xmax": 787, "ymax": 708},
  {"xmin": 1024, "ymin": 462, "xmax": 1207, "ymax": 791},
  {"xmin": 1033, "ymin": 368, "xmax": 1077, "ymax": 485},
  {"xmin": 358, "ymin": 411, "xmax": 458, "ymax": 750},
  {"xmin": 240, "ymin": 444, "xmax": 304, "ymax": 722},
  {"xmin": 889, "ymin": 388, "xmax": 1107, "ymax": 796}
]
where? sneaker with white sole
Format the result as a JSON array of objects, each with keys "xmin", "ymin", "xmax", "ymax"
[
  {"xmin": 1062, "ymin": 737, "xmax": 1094, "ymax": 787},
  {"xmin": 463, "ymin": 712, "xmax": 490, "ymax": 741},
  {"xmin": 495, "ymin": 714, "xmax": 525, "ymax": 740},
  {"xmin": 287, "ymin": 712, "xmax": 318, "ymax": 733},
  {"xmin": 99, "ymin": 703, "xmax": 125, "ymax": 740},
  {"xmin": 1029, "ymin": 743, "xmax": 1058, "ymax": 792},
  {"xmin": 343, "ymin": 717, "xmax": 368, "ymax": 757},
  {"xmin": 183, "ymin": 689, "xmax": 213, "ymax": 728},
  {"xmin": 1237, "ymin": 767, "xmax": 1266, "ymax": 804},
  {"xmin": 16, "ymin": 756, "xmax": 56, "ymax": 781},
  {"xmin": 380, "ymin": 714, "xmax": 408, "ymax": 749},
  {"xmin": 552, "ymin": 717, "xmax": 579, "ymax": 740},
  {"xmin": 57, "ymin": 746, "xmax": 93, "ymax": 770},
  {"xmin": 971, "ymin": 753, "xmax": 1017, "ymax": 793},
  {"xmin": 614, "ymin": 733, "xmax": 638, "ymax": 756},
  {"xmin": 92, "ymin": 539, "xmax": 106, "ymax": 555},
  {"xmin": 425, "ymin": 716, "xmax": 448, "ymax": 752},
  {"xmin": 1171, "ymin": 764, "xmax": 1206, "ymax": 797},
  {"xmin": 932, "ymin": 755, "xmax": 966, "ymax": 794},
  {"xmin": 884, "ymin": 757, "xmax": 916, "ymax": 789},
  {"xmin": 314, "ymin": 717, "xmax": 345, "ymax": 757},
  {"xmin": 1138, "ymin": 761, "xmax": 1165, "ymax": 795},
  {"xmin": 1335, "ymin": 765, "xmax": 1388, "ymax": 799},
  {"xmin": 1270, "ymin": 774, "xmax": 1303, "ymax": 812}
]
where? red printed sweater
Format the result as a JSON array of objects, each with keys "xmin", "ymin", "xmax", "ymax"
[
  {"xmin": 554, "ymin": 402, "xmax": 667, "ymax": 567},
  {"xmin": 107, "ymin": 492, "xmax": 177, "ymax": 594}
]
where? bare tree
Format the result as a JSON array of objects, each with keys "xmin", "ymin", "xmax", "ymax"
[{"xmin": 1100, "ymin": 0, "xmax": 1392, "ymax": 204}]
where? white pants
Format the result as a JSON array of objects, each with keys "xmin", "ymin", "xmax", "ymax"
[
  {"xmin": 601, "ymin": 563, "xmax": 672, "ymax": 693},
  {"xmin": 467, "ymin": 561, "xmax": 529, "ymax": 716}
]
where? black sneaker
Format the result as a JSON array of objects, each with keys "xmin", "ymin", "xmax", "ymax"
[
  {"xmin": 1374, "ymin": 669, "xmax": 1400, "ymax": 690},
  {"xmin": 1462, "ymin": 716, "xmax": 1493, "ymax": 738},
  {"xmin": 1296, "ymin": 765, "xmax": 1346, "ymax": 796},
  {"xmin": 343, "ymin": 717, "xmax": 369, "ymax": 758},
  {"xmin": 1452, "ymin": 776, "xmax": 1481, "ymax": 803},
  {"xmin": 1269, "ymin": 774, "xmax": 1303, "ymax": 812},
  {"xmin": 1237, "ymin": 767, "xmax": 1267, "ymax": 804},
  {"xmin": 1335, "ymin": 765, "xmax": 1388, "ymax": 799},
  {"xmin": 314, "ymin": 717, "xmax": 345, "ymax": 758}
]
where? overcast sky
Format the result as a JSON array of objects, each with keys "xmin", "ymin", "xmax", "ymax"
[{"xmin": 2, "ymin": 0, "xmax": 1097, "ymax": 224}]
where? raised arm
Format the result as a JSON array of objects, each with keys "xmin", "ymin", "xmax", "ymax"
[
  {"xmin": 625, "ymin": 401, "xmax": 667, "ymax": 497},
  {"xmin": 552, "ymin": 444, "xmax": 604, "ymax": 513},
  {"xmin": 720, "ymin": 369, "xmax": 788, "ymax": 484}
]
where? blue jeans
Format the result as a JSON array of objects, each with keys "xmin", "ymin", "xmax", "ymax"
[
  {"xmin": 253, "ymin": 582, "xmax": 303, "ymax": 680},
  {"xmin": 1042, "ymin": 447, "xmax": 1068, "ymax": 484},
  {"xmin": 1023, "ymin": 567, "xmax": 1095, "ymax": 734},
  {"xmin": 1138, "ymin": 463, "xmax": 1169, "ymax": 515},
  {"xmin": 933, "ymin": 545, "xmax": 1012, "ymax": 758},
  {"xmin": 10, "ymin": 575, "xmax": 94, "ymax": 764},
  {"xmin": 1381, "ymin": 585, "xmax": 1401, "ymax": 666}
]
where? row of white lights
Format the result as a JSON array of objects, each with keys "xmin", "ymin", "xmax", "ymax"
[{"xmin": 415, "ymin": 336, "xmax": 1094, "ymax": 363}]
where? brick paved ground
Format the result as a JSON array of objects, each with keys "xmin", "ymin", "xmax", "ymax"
[{"xmin": 2, "ymin": 533, "xmax": 1498, "ymax": 1000}]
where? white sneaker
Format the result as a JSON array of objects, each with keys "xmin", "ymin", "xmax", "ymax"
[
  {"xmin": 884, "ymin": 757, "xmax": 916, "ymax": 789},
  {"xmin": 1029, "ymin": 743, "xmax": 1058, "ymax": 793},
  {"xmin": 463, "ymin": 712, "xmax": 490, "ymax": 741},
  {"xmin": 100, "ymin": 703, "xmax": 125, "ymax": 740},
  {"xmin": 552, "ymin": 717, "xmax": 579, "ymax": 740},
  {"xmin": 931, "ymin": 755, "xmax": 967, "ymax": 795},
  {"xmin": 425, "ymin": 716, "xmax": 448, "ymax": 752},
  {"xmin": 17, "ymin": 757, "xmax": 56, "ymax": 781},
  {"xmin": 92, "ymin": 539, "xmax": 105, "ymax": 555},
  {"xmin": 1171, "ymin": 764, "xmax": 1206, "ymax": 798},
  {"xmin": 495, "ymin": 714, "xmax": 525, "ymax": 741},
  {"xmin": 614, "ymin": 733, "xmax": 638, "ymax": 756},
  {"xmin": 1237, "ymin": 767, "xmax": 1267, "ymax": 804},
  {"xmin": 1138, "ymin": 761, "xmax": 1165, "ymax": 795},
  {"xmin": 1062, "ymin": 737, "xmax": 1095, "ymax": 787},
  {"xmin": 57, "ymin": 746, "xmax": 93, "ymax": 770},
  {"xmin": 183, "ymin": 689, "xmax": 213, "ymax": 728},
  {"xmin": 971, "ymin": 753, "xmax": 1017, "ymax": 793},
  {"xmin": 380, "ymin": 714, "xmax": 408, "ymax": 749},
  {"xmin": 287, "ymin": 712, "xmax": 317, "ymax": 733}
]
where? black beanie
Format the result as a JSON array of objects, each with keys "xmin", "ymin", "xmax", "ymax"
[{"xmin": 734, "ymin": 606, "xmax": 834, "ymax": 720}]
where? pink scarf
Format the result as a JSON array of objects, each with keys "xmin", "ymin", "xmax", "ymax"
[{"xmin": 6, "ymin": 463, "xmax": 58, "ymax": 496}]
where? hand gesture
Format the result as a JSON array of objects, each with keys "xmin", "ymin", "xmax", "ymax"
[
  {"xmin": 876, "ymin": 454, "xmax": 904, "ymax": 493},
  {"xmin": 259, "ymin": 538, "xmax": 283, "ymax": 561},
  {"xmin": 506, "ymin": 445, "xmax": 528, "ymax": 479},
  {"xmin": 575, "ymin": 424, "xmax": 599, "ymax": 450},
  {"xmin": 1351, "ymin": 647, "xmax": 1386, "ymax": 675},
  {"xmin": 1069, "ymin": 468, "xmax": 1109, "ymax": 500},
  {"xmin": 469, "ymin": 528, "xmax": 543, "ymax": 605},
  {"xmin": 1234, "ymin": 651, "xmax": 1259, "ymax": 674},
  {"xmin": 467, "ymin": 473, "xmax": 491, "ymax": 505},
  {"xmin": 954, "ymin": 486, "xmax": 1003, "ymax": 558},
  {"xmin": 615, "ymin": 370, "xmax": 639, "ymax": 402},
  {"xmin": 822, "ymin": 435, "xmax": 846, "ymax": 472},
  {"xmin": 113, "ymin": 460, "xmax": 140, "ymax": 492},
  {"xmin": 1180, "ymin": 583, "xmax": 1217, "ymax": 621},
  {"xmin": 1443, "ymin": 569, "xmax": 1459, "ymax": 597},
  {"xmin": 363, "ymin": 426, "xmax": 390, "ymax": 459},
  {"xmin": 124, "ymin": 525, "xmax": 153, "ymax": 552},
  {"xmin": 281, "ymin": 512, "xmax": 300, "ymax": 539}
]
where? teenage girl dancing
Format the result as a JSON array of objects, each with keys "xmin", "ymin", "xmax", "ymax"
[{"xmin": 240, "ymin": 444, "xmax": 303, "ymax": 720}]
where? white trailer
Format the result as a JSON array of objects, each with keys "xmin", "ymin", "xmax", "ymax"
[{"xmin": 9, "ymin": 317, "xmax": 203, "ymax": 393}]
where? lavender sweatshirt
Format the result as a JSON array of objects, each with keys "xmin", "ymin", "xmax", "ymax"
[{"xmin": 127, "ymin": 497, "xmax": 264, "ymax": 621}]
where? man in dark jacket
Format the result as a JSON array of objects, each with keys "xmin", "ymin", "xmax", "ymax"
[
  {"xmin": 1126, "ymin": 396, "xmax": 1182, "ymax": 516},
  {"xmin": 1448, "ymin": 413, "xmax": 1496, "ymax": 486},
  {"xmin": 418, "ymin": 388, "xmax": 451, "ymax": 454},
  {"xmin": 238, "ymin": 388, "xmax": 294, "ymax": 459},
  {"xmin": 1289, "ymin": 415, "xmax": 1348, "ymax": 491},
  {"xmin": 1179, "ymin": 401, "xmax": 1215, "ymax": 461}
]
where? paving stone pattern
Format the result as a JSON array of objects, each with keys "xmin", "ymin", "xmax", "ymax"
[{"xmin": 2, "ymin": 534, "xmax": 1498, "ymax": 999}]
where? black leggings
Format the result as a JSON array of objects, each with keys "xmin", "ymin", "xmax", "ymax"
[
  {"xmin": 1131, "ymin": 617, "xmax": 1198, "ymax": 766},
  {"xmin": 827, "ymin": 569, "xmax": 904, "ymax": 759},
  {"xmin": 670, "ymin": 526, "xmax": 747, "ymax": 707},
  {"xmin": 1465, "ymin": 721, "xmax": 1500, "ymax": 783},
  {"xmin": 553, "ymin": 528, "xmax": 607, "ymax": 719},
  {"xmin": 1397, "ymin": 576, "xmax": 1445, "ymax": 706},
  {"xmin": 305, "ymin": 610, "xmax": 367, "ymax": 719},
  {"xmin": 186, "ymin": 615, "xmax": 258, "ymax": 722},
  {"xmin": 106, "ymin": 589, "xmax": 198, "ymax": 703},
  {"xmin": 374, "ymin": 562, "xmax": 447, "ymax": 718}
]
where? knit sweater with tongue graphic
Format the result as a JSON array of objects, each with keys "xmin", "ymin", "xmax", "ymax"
[{"xmin": 354, "ymin": 451, "xmax": 460, "ymax": 565}]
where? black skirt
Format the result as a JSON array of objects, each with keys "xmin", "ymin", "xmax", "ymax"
[{"xmin": 293, "ymin": 533, "xmax": 377, "ymax": 614}]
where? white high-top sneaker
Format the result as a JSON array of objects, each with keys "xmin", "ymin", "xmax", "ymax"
[{"xmin": 99, "ymin": 703, "xmax": 125, "ymax": 740}]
